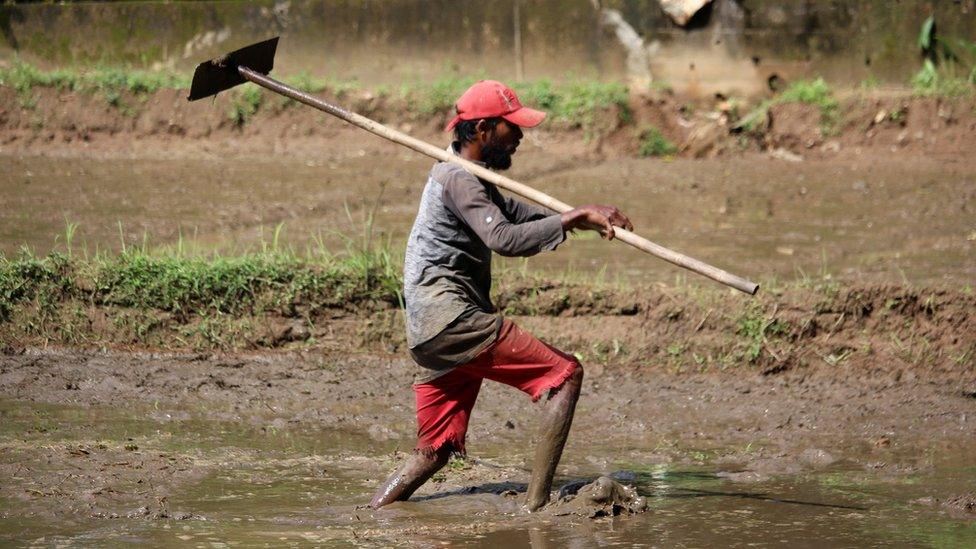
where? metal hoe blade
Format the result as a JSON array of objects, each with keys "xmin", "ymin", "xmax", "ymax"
[{"xmin": 187, "ymin": 36, "xmax": 279, "ymax": 101}]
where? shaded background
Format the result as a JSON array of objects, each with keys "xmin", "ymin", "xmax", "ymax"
[{"xmin": 2, "ymin": 0, "xmax": 976, "ymax": 95}]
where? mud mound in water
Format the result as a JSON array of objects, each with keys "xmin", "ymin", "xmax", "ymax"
[
  {"xmin": 547, "ymin": 476, "xmax": 648, "ymax": 518},
  {"xmin": 918, "ymin": 493, "xmax": 976, "ymax": 520},
  {"xmin": 943, "ymin": 494, "xmax": 976, "ymax": 516}
]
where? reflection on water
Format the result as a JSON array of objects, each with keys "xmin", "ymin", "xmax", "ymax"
[
  {"xmin": 2, "ymin": 399, "xmax": 974, "ymax": 547},
  {"xmin": 472, "ymin": 467, "xmax": 976, "ymax": 548}
]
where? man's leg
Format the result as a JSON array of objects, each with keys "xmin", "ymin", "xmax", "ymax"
[
  {"xmin": 466, "ymin": 320, "xmax": 584, "ymax": 512},
  {"xmin": 526, "ymin": 364, "xmax": 583, "ymax": 511},
  {"xmin": 370, "ymin": 444, "xmax": 452, "ymax": 508},
  {"xmin": 371, "ymin": 367, "xmax": 482, "ymax": 509}
]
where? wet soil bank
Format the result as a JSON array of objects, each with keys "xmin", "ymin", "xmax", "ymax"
[
  {"xmin": 3, "ymin": 264, "xmax": 974, "ymax": 386},
  {"xmin": 2, "ymin": 84, "xmax": 975, "ymax": 162},
  {"xmin": 1, "ymin": 340, "xmax": 974, "ymax": 544}
]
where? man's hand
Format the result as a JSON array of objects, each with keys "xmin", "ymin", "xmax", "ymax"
[{"xmin": 560, "ymin": 205, "xmax": 634, "ymax": 240}]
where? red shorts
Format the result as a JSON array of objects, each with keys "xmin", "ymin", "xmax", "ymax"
[{"xmin": 413, "ymin": 319, "xmax": 580, "ymax": 455}]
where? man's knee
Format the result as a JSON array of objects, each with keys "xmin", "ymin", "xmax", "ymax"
[{"xmin": 565, "ymin": 360, "xmax": 584, "ymax": 386}]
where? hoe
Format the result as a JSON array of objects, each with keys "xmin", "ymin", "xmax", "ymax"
[{"xmin": 188, "ymin": 37, "xmax": 759, "ymax": 295}]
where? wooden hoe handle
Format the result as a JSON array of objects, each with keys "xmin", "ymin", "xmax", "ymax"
[{"xmin": 239, "ymin": 67, "xmax": 759, "ymax": 296}]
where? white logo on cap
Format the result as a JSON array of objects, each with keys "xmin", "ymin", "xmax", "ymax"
[{"xmin": 497, "ymin": 89, "xmax": 514, "ymax": 110}]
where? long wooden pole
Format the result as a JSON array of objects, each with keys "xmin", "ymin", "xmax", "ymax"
[{"xmin": 239, "ymin": 67, "xmax": 759, "ymax": 295}]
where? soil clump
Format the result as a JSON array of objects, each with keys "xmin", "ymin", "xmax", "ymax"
[{"xmin": 549, "ymin": 476, "xmax": 648, "ymax": 518}]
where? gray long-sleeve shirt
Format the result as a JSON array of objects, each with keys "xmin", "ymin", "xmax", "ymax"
[{"xmin": 403, "ymin": 147, "xmax": 565, "ymax": 380}]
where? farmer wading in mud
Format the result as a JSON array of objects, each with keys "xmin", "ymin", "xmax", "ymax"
[{"xmin": 370, "ymin": 81, "xmax": 633, "ymax": 511}]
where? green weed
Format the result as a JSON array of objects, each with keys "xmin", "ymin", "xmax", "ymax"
[
  {"xmin": 397, "ymin": 75, "xmax": 629, "ymax": 135},
  {"xmin": 282, "ymin": 71, "xmax": 327, "ymax": 95},
  {"xmin": 637, "ymin": 125, "xmax": 677, "ymax": 157},
  {"xmin": 550, "ymin": 80, "xmax": 630, "ymax": 131},
  {"xmin": 277, "ymin": 72, "xmax": 362, "ymax": 108},
  {"xmin": 781, "ymin": 77, "xmax": 840, "ymax": 134},
  {"xmin": 0, "ymin": 231, "xmax": 401, "ymax": 325},
  {"xmin": 735, "ymin": 77, "xmax": 839, "ymax": 135},
  {"xmin": 0, "ymin": 60, "xmax": 189, "ymax": 109},
  {"xmin": 910, "ymin": 17, "xmax": 976, "ymax": 97},
  {"xmin": 888, "ymin": 107, "xmax": 906, "ymax": 124},
  {"xmin": 513, "ymin": 79, "xmax": 560, "ymax": 112},
  {"xmin": 228, "ymin": 83, "xmax": 263, "ymax": 126},
  {"xmin": 401, "ymin": 73, "xmax": 479, "ymax": 116},
  {"xmin": 1, "ymin": 61, "xmax": 634, "ymax": 135},
  {"xmin": 0, "ymin": 60, "xmax": 77, "ymax": 107},
  {"xmin": 447, "ymin": 456, "xmax": 468, "ymax": 471},
  {"xmin": 858, "ymin": 75, "xmax": 880, "ymax": 92},
  {"xmin": 736, "ymin": 305, "xmax": 788, "ymax": 363},
  {"xmin": 911, "ymin": 59, "xmax": 974, "ymax": 97}
]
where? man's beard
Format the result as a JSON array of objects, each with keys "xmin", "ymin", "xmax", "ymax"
[{"xmin": 482, "ymin": 143, "xmax": 513, "ymax": 170}]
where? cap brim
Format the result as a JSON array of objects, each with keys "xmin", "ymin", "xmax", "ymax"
[
  {"xmin": 503, "ymin": 107, "xmax": 547, "ymax": 128},
  {"xmin": 444, "ymin": 114, "xmax": 463, "ymax": 132}
]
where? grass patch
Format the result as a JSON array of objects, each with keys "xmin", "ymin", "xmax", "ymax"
[
  {"xmin": 276, "ymin": 72, "xmax": 363, "ymax": 108},
  {"xmin": 515, "ymin": 79, "xmax": 630, "ymax": 136},
  {"xmin": 735, "ymin": 77, "xmax": 839, "ymax": 135},
  {"xmin": 910, "ymin": 16, "xmax": 976, "ymax": 97},
  {"xmin": 397, "ymin": 74, "xmax": 631, "ymax": 136},
  {"xmin": 2, "ymin": 242, "xmax": 972, "ymax": 373},
  {"xmin": 911, "ymin": 59, "xmax": 974, "ymax": 97},
  {"xmin": 636, "ymin": 125, "xmax": 677, "ymax": 157},
  {"xmin": 2, "ymin": 61, "xmax": 633, "ymax": 134},
  {"xmin": 0, "ymin": 59, "xmax": 189, "ymax": 109},
  {"xmin": 228, "ymin": 83, "xmax": 263, "ymax": 126},
  {"xmin": 0, "ymin": 242, "xmax": 401, "ymax": 324},
  {"xmin": 399, "ymin": 73, "xmax": 480, "ymax": 116},
  {"xmin": 736, "ymin": 304, "xmax": 789, "ymax": 363}
]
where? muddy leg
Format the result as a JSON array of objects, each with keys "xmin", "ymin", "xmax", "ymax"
[
  {"xmin": 526, "ymin": 365, "xmax": 584, "ymax": 511},
  {"xmin": 370, "ymin": 445, "xmax": 452, "ymax": 509}
]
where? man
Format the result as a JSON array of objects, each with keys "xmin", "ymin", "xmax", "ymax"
[{"xmin": 371, "ymin": 80, "xmax": 633, "ymax": 511}]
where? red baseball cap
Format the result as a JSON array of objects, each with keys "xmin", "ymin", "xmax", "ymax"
[{"xmin": 444, "ymin": 80, "xmax": 547, "ymax": 132}]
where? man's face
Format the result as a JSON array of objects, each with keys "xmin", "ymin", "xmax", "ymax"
[{"xmin": 481, "ymin": 119, "xmax": 523, "ymax": 170}]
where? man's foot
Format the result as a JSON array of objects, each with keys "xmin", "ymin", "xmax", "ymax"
[{"xmin": 370, "ymin": 445, "xmax": 452, "ymax": 509}]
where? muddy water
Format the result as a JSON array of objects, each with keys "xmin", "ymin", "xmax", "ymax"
[
  {"xmin": 2, "ymin": 398, "xmax": 974, "ymax": 547},
  {"xmin": 3, "ymin": 149, "xmax": 974, "ymax": 287}
]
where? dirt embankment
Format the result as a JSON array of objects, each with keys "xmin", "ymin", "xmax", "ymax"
[
  {"xmin": 2, "ymin": 84, "xmax": 975, "ymax": 161},
  {"xmin": 2, "ymin": 258, "xmax": 974, "ymax": 388}
]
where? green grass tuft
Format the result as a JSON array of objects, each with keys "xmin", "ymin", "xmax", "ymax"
[
  {"xmin": 736, "ymin": 304, "xmax": 789, "ymax": 363},
  {"xmin": 0, "ymin": 245, "xmax": 401, "ymax": 322},
  {"xmin": 397, "ymin": 75, "xmax": 630, "ymax": 135},
  {"xmin": 228, "ymin": 83, "xmax": 263, "ymax": 126},
  {"xmin": 911, "ymin": 59, "xmax": 974, "ymax": 97},
  {"xmin": 518, "ymin": 79, "xmax": 630, "ymax": 135},
  {"xmin": 0, "ymin": 60, "xmax": 189, "ymax": 108},
  {"xmin": 909, "ymin": 17, "xmax": 976, "ymax": 98},
  {"xmin": 636, "ymin": 125, "xmax": 677, "ymax": 157},
  {"xmin": 735, "ymin": 77, "xmax": 839, "ymax": 135},
  {"xmin": 400, "ymin": 73, "xmax": 480, "ymax": 116},
  {"xmin": 2, "ymin": 61, "xmax": 633, "ymax": 136}
]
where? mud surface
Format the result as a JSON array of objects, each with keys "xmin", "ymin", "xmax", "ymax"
[
  {"xmin": 3, "ymin": 146, "xmax": 974, "ymax": 288},
  {"xmin": 1, "ymin": 345, "xmax": 974, "ymax": 545}
]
